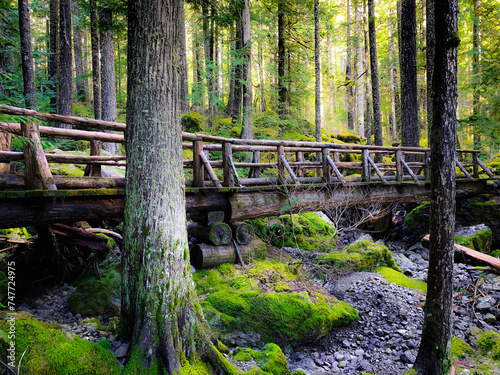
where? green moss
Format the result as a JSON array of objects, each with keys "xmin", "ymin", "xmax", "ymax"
[
  {"xmin": 0, "ymin": 227, "xmax": 29, "ymax": 241},
  {"xmin": 232, "ymin": 347, "xmax": 255, "ymax": 362},
  {"xmin": 95, "ymin": 233, "xmax": 117, "ymax": 249},
  {"xmin": 67, "ymin": 280, "xmax": 111, "ymax": 315},
  {"xmin": 335, "ymin": 132, "xmax": 362, "ymax": 144},
  {"xmin": 404, "ymin": 202, "xmax": 431, "ymax": 238},
  {"xmin": 194, "ymin": 261, "xmax": 357, "ymax": 343},
  {"xmin": 0, "ymin": 312, "xmax": 120, "ymax": 374},
  {"xmin": 455, "ymin": 229, "xmax": 493, "ymax": 254},
  {"xmin": 316, "ymin": 240, "xmax": 401, "ymax": 272},
  {"xmin": 375, "ymin": 267, "xmax": 427, "ymax": 293},
  {"xmin": 181, "ymin": 112, "xmax": 205, "ymax": 133},
  {"xmin": 403, "ymin": 370, "xmax": 418, "ymax": 375},
  {"xmin": 477, "ymin": 330, "xmax": 500, "ymax": 358},
  {"xmin": 291, "ymin": 371, "xmax": 307, "ymax": 375},
  {"xmin": 248, "ymin": 213, "xmax": 336, "ymax": 252},
  {"xmin": 80, "ymin": 317, "xmax": 106, "ymax": 331},
  {"xmin": 451, "ymin": 337, "xmax": 475, "ymax": 359},
  {"xmin": 49, "ymin": 162, "xmax": 85, "ymax": 177}
]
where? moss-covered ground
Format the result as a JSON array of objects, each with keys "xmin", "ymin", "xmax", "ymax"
[
  {"xmin": 248, "ymin": 213, "xmax": 336, "ymax": 252},
  {"xmin": 374, "ymin": 267, "xmax": 427, "ymax": 294},
  {"xmin": 194, "ymin": 261, "xmax": 358, "ymax": 344},
  {"xmin": 0, "ymin": 311, "xmax": 121, "ymax": 374},
  {"xmin": 314, "ymin": 240, "xmax": 401, "ymax": 272},
  {"xmin": 455, "ymin": 229, "xmax": 493, "ymax": 254}
]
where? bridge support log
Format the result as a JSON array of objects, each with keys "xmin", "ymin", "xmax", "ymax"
[
  {"xmin": 187, "ymin": 221, "xmax": 232, "ymax": 246},
  {"xmin": 190, "ymin": 237, "xmax": 266, "ymax": 269},
  {"xmin": 231, "ymin": 222, "xmax": 254, "ymax": 245}
]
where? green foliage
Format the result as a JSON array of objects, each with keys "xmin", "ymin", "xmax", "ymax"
[
  {"xmin": 193, "ymin": 261, "xmax": 358, "ymax": 343},
  {"xmin": 248, "ymin": 213, "xmax": 336, "ymax": 252},
  {"xmin": 451, "ymin": 336, "xmax": 475, "ymax": 359},
  {"xmin": 315, "ymin": 240, "xmax": 401, "ymax": 272},
  {"xmin": 375, "ymin": 267, "xmax": 427, "ymax": 294},
  {"xmin": 455, "ymin": 229, "xmax": 493, "ymax": 254},
  {"xmin": 0, "ymin": 311, "xmax": 121, "ymax": 374}
]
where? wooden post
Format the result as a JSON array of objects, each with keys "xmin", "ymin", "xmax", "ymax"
[
  {"xmin": 472, "ymin": 152, "xmax": 479, "ymax": 179},
  {"xmin": 222, "ymin": 142, "xmax": 234, "ymax": 187},
  {"xmin": 193, "ymin": 139, "xmax": 204, "ymax": 187},
  {"xmin": 395, "ymin": 149, "xmax": 403, "ymax": 182},
  {"xmin": 248, "ymin": 150, "xmax": 261, "ymax": 178},
  {"xmin": 362, "ymin": 148, "xmax": 370, "ymax": 182},
  {"xmin": 0, "ymin": 131, "xmax": 11, "ymax": 174},
  {"xmin": 322, "ymin": 148, "xmax": 331, "ymax": 183},
  {"xmin": 85, "ymin": 140, "xmax": 102, "ymax": 177},
  {"xmin": 424, "ymin": 151, "xmax": 430, "ymax": 180},
  {"xmin": 277, "ymin": 144, "xmax": 285, "ymax": 185},
  {"xmin": 296, "ymin": 151, "xmax": 304, "ymax": 177}
]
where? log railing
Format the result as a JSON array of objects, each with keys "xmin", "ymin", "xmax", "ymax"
[{"xmin": 0, "ymin": 104, "xmax": 495, "ymax": 192}]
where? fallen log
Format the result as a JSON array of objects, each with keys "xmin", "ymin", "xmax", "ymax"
[
  {"xmin": 52, "ymin": 223, "xmax": 110, "ymax": 252},
  {"xmin": 231, "ymin": 222, "xmax": 254, "ymax": 245},
  {"xmin": 422, "ymin": 234, "xmax": 500, "ymax": 274},
  {"xmin": 187, "ymin": 221, "xmax": 232, "ymax": 246},
  {"xmin": 190, "ymin": 237, "xmax": 267, "ymax": 269}
]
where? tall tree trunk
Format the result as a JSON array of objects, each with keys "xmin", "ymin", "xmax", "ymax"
[
  {"xmin": 413, "ymin": 1, "xmax": 458, "ymax": 373},
  {"xmin": 82, "ymin": 29, "xmax": 89, "ymax": 101},
  {"xmin": 99, "ymin": 5, "xmax": 118, "ymax": 154},
  {"xmin": 90, "ymin": 0, "xmax": 100, "ymax": 120},
  {"xmin": 227, "ymin": 21, "xmax": 243, "ymax": 121},
  {"xmin": 426, "ymin": 0, "xmax": 434, "ymax": 141},
  {"xmin": 472, "ymin": 0, "xmax": 481, "ymax": 152},
  {"xmin": 179, "ymin": 2, "xmax": 189, "ymax": 114},
  {"xmin": 192, "ymin": 27, "xmax": 205, "ymax": 113},
  {"xmin": 202, "ymin": 2, "xmax": 215, "ymax": 121},
  {"xmin": 240, "ymin": 0, "xmax": 253, "ymax": 140},
  {"xmin": 49, "ymin": 0, "xmax": 59, "ymax": 113},
  {"xmin": 399, "ymin": 0, "xmax": 419, "ymax": 149},
  {"xmin": 58, "ymin": 0, "xmax": 73, "ymax": 127},
  {"xmin": 346, "ymin": 0, "xmax": 355, "ymax": 131},
  {"xmin": 388, "ymin": 12, "xmax": 398, "ymax": 141},
  {"xmin": 364, "ymin": 0, "xmax": 372, "ymax": 144},
  {"xmin": 278, "ymin": 0, "xmax": 287, "ymax": 121},
  {"xmin": 368, "ymin": 0, "xmax": 382, "ymax": 147},
  {"xmin": 258, "ymin": 23, "xmax": 267, "ymax": 113},
  {"xmin": 73, "ymin": 1, "xmax": 86, "ymax": 103},
  {"xmin": 19, "ymin": 0, "xmax": 36, "ymax": 110},
  {"xmin": 123, "ymin": 0, "xmax": 223, "ymax": 372},
  {"xmin": 356, "ymin": 0, "xmax": 364, "ymax": 138},
  {"xmin": 314, "ymin": 0, "xmax": 321, "ymax": 142}
]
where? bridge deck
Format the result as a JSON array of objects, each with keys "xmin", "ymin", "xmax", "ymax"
[{"xmin": 0, "ymin": 105, "xmax": 496, "ymax": 229}]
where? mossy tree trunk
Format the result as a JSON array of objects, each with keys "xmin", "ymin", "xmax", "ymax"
[
  {"xmin": 413, "ymin": 0, "xmax": 459, "ymax": 373},
  {"xmin": 122, "ymin": 0, "xmax": 220, "ymax": 372}
]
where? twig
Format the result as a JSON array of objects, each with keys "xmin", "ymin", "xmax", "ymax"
[
  {"xmin": 17, "ymin": 346, "xmax": 28, "ymax": 375},
  {"xmin": 0, "ymin": 359, "xmax": 15, "ymax": 374},
  {"xmin": 0, "ymin": 245, "xmax": 19, "ymax": 253}
]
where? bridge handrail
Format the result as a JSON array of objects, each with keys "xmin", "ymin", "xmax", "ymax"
[{"xmin": 0, "ymin": 105, "xmax": 495, "ymax": 191}]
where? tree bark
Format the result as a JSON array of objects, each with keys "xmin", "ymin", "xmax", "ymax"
[
  {"xmin": 368, "ymin": 0, "xmax": 382, "ymax": 147},
  {"xmin": 192, "ymin": 22, "xmax": 205, "ymax": 114},
  {"xmin": 123, "ymin": 0, "xmax": 220, "ymax": 371},
  {"xmin": 58, "ymin": 0, "xmax": 73, "ymax": 127},
  {"xmin": 258, "ymin": 23, "xmax": 267, "ymax": 113},
  {"xmin": 90, "ymin": 0, "xmax": 101, "ymax": 121},
  {"xmin": 99, "ymin": 5, "xmax": 118, "ymax": 154},
  {"xmin": 363, "ymin": 0, "xmax": 371, "ymax": 144},
  {"xmin": 399, "ymin": 0, "xmax": 419, "ymax": 150},
  {"xmin": 413, "ymin": 0, "xmax": 459, "ymax": 373},
  {"xmin": 72, "ymin": 1, "xmax": 86, "ymax": 103},
  {"xmin": 49, "ymin": 0, "xmax": 59, "ymax": 113},
  {"xmin": 356, "ymin": 1, "xmax": 364, "ymax": 138},
  {"xmin": 471, "ymin": 0, "xmax": 481, "ymax": 153},
  {"xmin": 202, "ymin": 1, "xmax": 216, "ymax": 121},
  {"xmin": 278, "ymin": 0, "xmax": 287, "ymax": 120},
  {"xmin": 346, "ymin": 0, "xmax": 355, "ymax": 131},
  {"xmin": 425, "ymin": 0, "xmax": 434, "ymax": 141},
  {"xmin": 388, "ymin": 11, "xmax": 398, "ymax": 141},
  {"xmin": 240, "ymin": 0, "xmax": 253, "ymax": 140},
  {"xmin": 314, "ymin": 0, "xmax": 322, "ymax": 142},
  {"xmin": 179, "ymin": 2, "xmax": 189, "ymax": 114}
]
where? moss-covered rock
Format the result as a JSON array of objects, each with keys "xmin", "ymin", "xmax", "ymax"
[
  {"xmin": 455, "ymin": 229, "xmax": 493, "ymax": 254},
  {"xmin": 477, "ymin": 330, "xmax": 500, "ymax": 359},
  {"xmin": 375, "ymin": 267, "xmax": 427, "ymax": 293},
  {"xmin": 182, "ymin": 111, "xmax": 204, "ymax": 133},
  {"xmin": 67, "ymin": 280, "xmax": 111, "ymax": 315},
  {"xmin": 49, "ymin": 162, "xmax": 85, "ymax": 176},
  {"xmin": 231, "ymin": 343, "xmax": 290, "ymax": 375},
  {"xmin": 403, "ymin": 202, "xmax": 430, "ymax": 240},
  {"xmin": 451, "ymin": 336, "xmax": 475, "ymax": 359},
  {"xmin": 0, "ymin": 311, "xmax": 120, "ymax": 374},
  {"xmin": 335, "ymin": 132, "xmax": 363, "ymax": 144},
  {"xmin": 315, "ymin": 240, "xmax": 401, "ymax": 272},
  {"xmin": 248, "ymin": 213, "xmax": 336, "ymax": 252},
  {"xmin": 0, "ymin": 227, "xmax": 29, "ymax": 242},
  {"xmin": 194, "ymin": 261, "xmax": 358, "ymax": 344}
]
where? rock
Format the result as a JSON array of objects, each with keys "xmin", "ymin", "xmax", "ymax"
[
  {"xmin": 483, "ymin": 313, "xmax": 497, "ymax": 324},
  {"xmin": 477, "ymin": 296, "xmax": 496, "ymax": 311},
  {"xmin": 400, "ymin": 350, "xmax": 416, "ymax": 364},
  {"xmin": 67, "ymin": 280, "xmax": 112, "ymax": 316},
  {"xmin": 338, "ymin": 361, "xmax": 347, "ymax": 368},
  {"xmin": 114, "ymin": 343, "xmax": 130, "ymax": 358}
]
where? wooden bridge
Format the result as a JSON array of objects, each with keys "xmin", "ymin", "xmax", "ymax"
[{"xmin": 0, "ymin": 105, "xmax": 496, "ymax": 229}]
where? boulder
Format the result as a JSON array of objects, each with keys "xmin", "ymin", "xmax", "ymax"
[
  {"xmin": 67, "ymin": 280, "xmax": 111, "ymax": 316},
  {"xmin": 455, "ymin": 225, "xmax": 493, "ymax": 254}
]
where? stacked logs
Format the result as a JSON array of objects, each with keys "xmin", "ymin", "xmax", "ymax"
[{"xmin": 187, "ymin": 211, "xmax": 266, "ymax": 269}]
